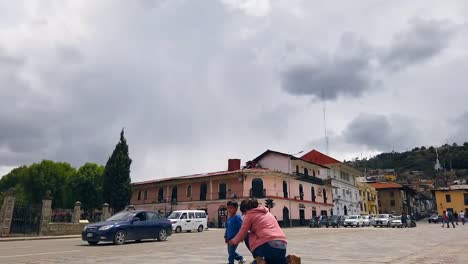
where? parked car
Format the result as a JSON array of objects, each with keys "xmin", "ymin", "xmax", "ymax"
[
  {"xmin": 428, "ymin": 213, "xmax": 442, "ymax": 224},
  {"xmin": 343, "ymin": 215, "xmax": 363, "ymax": 227},
  {"xmin": 319, "ymin": 215, "xmax": 330, "ymax": 228},
  {"xmin": 362, "ymin": 215, "xmax": 371, "ymax": 226},
  {"xmin": 374, "ymin": 214, "xmax": 393, "ymax": 227},
  {"xmin": 82, "ymin": 210, "xmax": 172, "ymax": 245},
  {"xmin": 329, "ymin": 215, "xmax": 344, "ymax": 228},
  {"xmin": 390, "ymin": 216, "xmax": 403, "ymax": 228},
  {"xmin": 167, "ymin": 210, "xmax": 207, "ymax": 233}
]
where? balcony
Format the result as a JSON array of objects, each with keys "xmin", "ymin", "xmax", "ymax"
[
  {"xmin": 249, "ymin": 188, "xmax": 266, "ymax": 198},
  {"xmin": 295, "ymin": 172, "xmax": 324, "ymax": 185}
]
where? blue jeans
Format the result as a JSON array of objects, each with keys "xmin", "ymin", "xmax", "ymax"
[
  {"xmin": 227, "ymin": 244, "xmax": 243, "ymax": 264},
  {"xmin": 252, "ymin": 241, "xmax": 287, "ymax": 264}
]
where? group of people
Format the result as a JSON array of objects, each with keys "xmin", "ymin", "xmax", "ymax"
[
  {"xmin": 441, "ymin": 210, "xmax": 465, "ymax": 228},
  {"xmin": 224, "ymin": 199, "xmax": 299, "ymax": 264}
]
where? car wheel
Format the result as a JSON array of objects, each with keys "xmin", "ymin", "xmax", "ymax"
[
  {"xmin": 175, "ymin": 226, "xmax": 182, "ymax": 233},
  {"xmin": 113, "ymin": 230, "xmax": 126, "ymax": 245},
  {"xmin": 88, "ymin": 241, "xmax": 98, "ymax": 246},
  {"xmin": 197, "ymin": 225, "xmax": 204, "ymax": 232},
  {"xmin": 157, "ymin": 229, "xmax": 167, "ymax": 241}
]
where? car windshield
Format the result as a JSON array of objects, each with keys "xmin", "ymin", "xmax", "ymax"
[
  {"xmin": 106, "ymin": 211, "xmax": 135, "ymax": 221},
  {"xmin": 167, "ymin": 212, "xmax": 182, "ymax": 219},
  {"xmin": 348, "ymin": 216, "xmax": 357, "ymax": 219},
  {"xmin": 377, "ymin": 214, "xmax": 388, "ymax": 218}
]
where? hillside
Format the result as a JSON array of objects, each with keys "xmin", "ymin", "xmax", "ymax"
[{"xmin": 348, "ymin": 143, "xmax": 468, "ymax": 175}]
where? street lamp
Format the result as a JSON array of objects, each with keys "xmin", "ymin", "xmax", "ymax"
[{"xmin": 287, "ymin": 150, "xmax": 303, "ymax": 227}]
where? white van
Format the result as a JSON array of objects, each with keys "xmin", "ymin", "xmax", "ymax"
[{"xmin": 167, "ymin": 210, "xmax": 207, "ymax": 233}]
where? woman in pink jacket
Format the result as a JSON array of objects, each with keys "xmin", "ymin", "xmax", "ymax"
[{"xmin": 229, "ymin": 199, "xmax": 287, "ymax": 264}]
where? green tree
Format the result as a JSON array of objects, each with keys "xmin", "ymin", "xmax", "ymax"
[
  {"xmin": 102, "ymin": 129, "xmax": 133, "ymax": 212},
  {"xmin": 69, "ymin": 163, "xmax": 105, "ymax": 213},
  {"xmin": 22, "ymin": 160, "xmax": 76, "ymax": 208}
]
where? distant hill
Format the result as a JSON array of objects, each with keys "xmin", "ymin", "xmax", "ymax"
[{"xmin": 347, "ymin": 143, "xmax": 468, "ymax": 174}]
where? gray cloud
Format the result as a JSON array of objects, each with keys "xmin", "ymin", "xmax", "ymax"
[
  {"xmin": 280, "ymin": 34, "xmax": 378, "ymax": 101},
  {"xmin": 380, "ymin": 18, "xmax": 457, "ymax": 71},
  {"xmin": 342, "ymin": 113, "xmax": 424, "ymax": 152}
]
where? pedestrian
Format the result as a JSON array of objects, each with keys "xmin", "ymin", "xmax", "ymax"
[
  {"xmin": 224, "ymin": 201, "xmax": 246, "ymax": 264},
  {"xmin": 401, "ymin": 212, "xmax": 408, "ymax": 228},
  {"xmin": 454, "ymin": 211, "xmax": 459, "ymax": 225},
  {"xmin": 442, "ymin": 211, "xmax": 448, "ymax": 228},
  {"xmin": 228, "ymin": 199, "xmax": 291, "ymax": 264},
  {"xmin": 446, "ymin": 210, "xmax": 456, "ymax": 228},
  {"xmin": 460, "ymin": 210, "xmax": 465, "ymax": 225}
]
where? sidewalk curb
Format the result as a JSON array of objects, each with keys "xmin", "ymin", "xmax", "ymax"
[{"xmin": 0, "ymin": 235, "xmax": 81, "ymax": 242}]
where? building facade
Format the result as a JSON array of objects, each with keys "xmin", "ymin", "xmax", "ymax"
[
  {"xmin": 357, "ymin": 182, "xmax": 378, "ymax": 215},
  {"xmin": 301, "ymin": 150, "xmax": 361, "ymax": 216},
  {"xmin": 434, "ymin": 185, "xmax": 468, "ymax": 216},
  {"xmin": 131, "ymin": 158, "xmax": 333, "ymax": 227}
]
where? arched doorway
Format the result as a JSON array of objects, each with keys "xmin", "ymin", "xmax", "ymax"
[
  {"xmin": 299, "ymin": 209, "xmax": 305, "ymax": 226},
  {"xmin": 218, "ymin": 207, "xmax": 228, "ymax": 228},
  {"xmin": 282, "ymin": 207, "xmax": 290, "ymax": 227},
  {"xmin": 252, "ymin": 178, "xmax": 265, "ymax": 198},
  {"xmin": 171, "ymin": 186, "xmax": 178, "ymax": 202},
  {"xmin": 344, "ymin": 206, "xmax": 348, "ymax": 216}
]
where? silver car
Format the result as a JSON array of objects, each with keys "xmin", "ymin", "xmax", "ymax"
[
  {"xmin": 373, "ymin": 214, "xmax": 393, "ymax": 227},
  {"xmin": 343, "ymin": 215, "xmax": 363, "ymax": 227}
]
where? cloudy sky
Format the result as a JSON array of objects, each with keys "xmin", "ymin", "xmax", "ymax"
[{"xmin": 1, "ymin": 0, "xmax": 468, "ymax": 181}]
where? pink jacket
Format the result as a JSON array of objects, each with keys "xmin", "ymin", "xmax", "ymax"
[{"xmin": 231, "ymin": 206, "xmax": 287, "ymax": 252}]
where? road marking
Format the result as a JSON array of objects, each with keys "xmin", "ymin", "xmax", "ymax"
[{"xmin": 0, "ymin": 250, "xmax": 82, "ymax": 258}]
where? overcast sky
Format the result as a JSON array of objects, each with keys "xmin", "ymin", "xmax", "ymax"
[{"xmin": 1, "ymin": 0, "xmax": 468, "ymax": 182}]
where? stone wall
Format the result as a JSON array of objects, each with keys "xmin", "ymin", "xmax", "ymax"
[{"xmin": 43, "ymin": 222, "xmax": 87, "ymax": 236}]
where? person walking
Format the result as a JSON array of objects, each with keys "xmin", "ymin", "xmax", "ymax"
[
  {"xmin": 401, "ymin": 212, "xmax": 408, "ymax": 228},
  {"xmin": 454, "ymin": 211, "xmax": 459, "ymax": 225},
  {"xmin": 229, "ymin": 199, "xmax": 290, "ymax": 264},
  {"xmin": 446, "ymin": 210, "xmax": 456, "ymax": 228},
  {"xmin": 460, "ymin": 210, "xmax": 465, "ymax": 225},
  {"xmin": 224, "ymin": 201, "xmax": 246, "ymax": 264},
  {"xmin": 442, "ymin": 211, "xmax": 448, "ymax": 228}
]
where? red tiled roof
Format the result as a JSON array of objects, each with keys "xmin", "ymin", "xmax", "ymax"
[
  {"xmin": 132, "ymin": 168, "xmax": 273, "ymax": 186},
  {"xmin": 368, "ymin": 182, "xmax": 403, "ymax": 189},
  {"xmin": 301, "ymin": 149, "xmax": 341, "ymax": 165},
  {"xmin": 253, "ymin": 149, "xmax": 329, "ymax": 169}
]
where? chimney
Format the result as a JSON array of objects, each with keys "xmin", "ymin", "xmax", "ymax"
[{"xmin": 228, "ymin": 159, "xmax": 241, "ymax": 171}]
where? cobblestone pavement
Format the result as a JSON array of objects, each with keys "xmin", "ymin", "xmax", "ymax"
[{"xmin": 0, "ymin": 221, "xmax": 467, "ymax": 263}]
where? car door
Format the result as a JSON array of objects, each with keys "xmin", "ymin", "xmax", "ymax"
[
  {"xmin": 146, "ymin": 212, "xmax": 163, "ymax": 238},
  {"xmin": 179, "ymin": 213, "xmax": 189, "ymax": 231},
  {"xmin": 130, "ymin": 212, "xmax": 148, "ymax": 240}
]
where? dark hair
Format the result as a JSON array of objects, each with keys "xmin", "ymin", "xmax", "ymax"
[
  {"xmin": 227, "ymin": 201, "xmax": 238, "ymax": 209},
  {"xmin": 239, "ymin": 199, "xmax": 259, "ymax": 213}
]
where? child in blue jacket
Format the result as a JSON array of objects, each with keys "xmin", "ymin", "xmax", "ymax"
[{"xmin": 224, "ymin": 201, "xmax": 246, "ymax": 264}]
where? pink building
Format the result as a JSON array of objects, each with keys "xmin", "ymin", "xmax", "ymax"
[{"xmin": 131, "ymin": 155, "xmax": 334, "ymax": 227}]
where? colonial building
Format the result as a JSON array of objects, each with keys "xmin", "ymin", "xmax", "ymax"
[
  {"xmin": 131, "ymin": 156, "xmax": 334, "ymax": 228},
  {"xmin": 434, "ymin": 184, "xmax": 468, "ymax": 216},
  {"xmin": 301, "ymin": 150, "xmax": 361, "ymax": 216},
  {"xmin": 357, "ymin": 182, "xmax": 378, "ymax": 215}
]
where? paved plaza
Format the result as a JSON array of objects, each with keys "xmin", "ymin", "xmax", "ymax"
[{"xmin": 0, "ymin": 221, "xmax": 467, "ymax": 263}]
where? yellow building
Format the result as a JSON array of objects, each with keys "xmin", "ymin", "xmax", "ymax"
[
  {"xmin": 434, "ymin": 185, "xmax": 468, "ymax": 216},
  {"xmin": 358, "ymin": 182, "xmax": 379, "ymax": 215}
]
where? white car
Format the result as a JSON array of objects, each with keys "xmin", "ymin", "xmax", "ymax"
[
  {"xmin": 374, "ymin": 214, "xmax": 393, "ymax": 227},
  {"xmin": 361, "ymin": 215, "xmax": 371, "ymax": 226},
  {"xmin": 343, "ymin": 215, "xmax": 363, "ymax": 227},
  {"xmin": 390, "ymin": 216, "xmax": 403, "ymax": 228}
]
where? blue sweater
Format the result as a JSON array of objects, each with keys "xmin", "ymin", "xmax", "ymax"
[{"xmin": 225, "ymin": 214, "xmax": 243, "ymax": 240}]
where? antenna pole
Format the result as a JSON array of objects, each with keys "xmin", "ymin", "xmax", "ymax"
[{"xmin": 322, "ymin": 89, "xmax": 329, "ymax": 155}]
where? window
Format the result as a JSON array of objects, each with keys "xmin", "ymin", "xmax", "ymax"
[
  {"xmin": 304, "ymin": 168, "xmax": 309, "ymax": 176},
  {"xmin": 323, "ymin": 189, "xmax": 328, "ymax": 203},
  {"xmin": 200, "ymin": 183, "xmax": 207, "ymax": 201},
  {"xmin": 189, "ymin": 212, "xmax": 195, "ymax": 219},
  {"xmin": 312, "ymin": 170, "xmax": 316, "ymax": 177},
  {"xmin": 137, "ymin": 190, "xmax": 141, "ymax": 200},
  {"xmin": 390, "ymin": 191, "xmax": 394, "ymax": 197},
  {"xmin": 144, "ymin": 190, "xmax": 148, "ymax": 200},
  {"xmin": 378, "ymin": 200, "xmax": 382, "ymax": 207},
  {"xmin": 158, "ymin": 188, "xmax": 164, "ymax": 202},
  {"xmin": 299, "ymin": 184, "xmax": 304, "ymax": 200},
  {"xmin": 390, "ymin": 200, "xmax": 395, "ymax": 206},
  {"xmin": 283, "ymin": 181, "xmax": 288, "ymax": 198},
  {"xmin": 219, "ymin": 183, "xmax": 227, "ymax": 199},
  {"xmin": 446, "ymin": 194, "xmax": 452, "ymax": 203},
  {"xmin": 360, "ymin": 203, "xmax": 363, "ymax": 211},
  {"xmin": 187, "ymin": 185, "xmax": 192, "ymax": 197},
  {"xmin": 135, "ymin": 212, "xmax": 147, "ymax": 221},
  {"xmin": 195, "ymin": 212, "xmax": 207, "ymax": 218},
  {"xmin": 171, "ymin": 186, "xmax": 178, "ymax": 202},
  {"xmin": 464, "ymin": 194, "xmax": 468, "ymax": 205},
  {"xmin": 364, "ymin": 203, "xmax": 367, "ymax": 212},
  {"xmin": 342, "ymin": 189, "xmax": 345, "ymax": 197},
  {"xmin": 147, "ymin": 212, "xmax": 163, "ymax": 220},
  {"xmin": 296, "ymin": 165, "xmax": 299, "ymax": 173},
  {"xmin": 251, "ymin": 178, "xmax": 265, "ymax": 198},
  {"xmin": 311, "ymin": 187, "xmax": 316, "ymax": 202}
]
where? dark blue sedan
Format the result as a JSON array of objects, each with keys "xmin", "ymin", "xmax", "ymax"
[{"xmin": 82, "ymin": 210, "xmax": 172, "ymax": 245}]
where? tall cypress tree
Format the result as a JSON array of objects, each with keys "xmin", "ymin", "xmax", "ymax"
[{"xmin": 102, "ymin": 129, "xmax": 133, "ymax": 212}]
